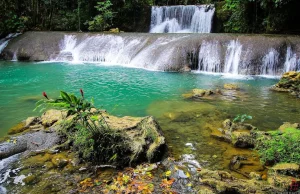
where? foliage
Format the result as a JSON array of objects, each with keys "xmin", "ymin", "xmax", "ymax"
[
  {"xmin": 222, "ymin": 0, "xmax": 300, "ymax": 33},
  {"xmin": 233, "ymin": 114, "xmax": 252, "ymax": 123},
  {"xmin": 35, "ymin": 90, "xmax": 130, "ymax": 166},
  {"xmin": 255, "ymin": 128, "xmax": 300, "ymax": 164},
  {"xmin": 86, "ymin": 0, "xmax": 115, "ymax": 31}
]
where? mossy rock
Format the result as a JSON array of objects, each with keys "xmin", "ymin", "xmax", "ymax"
[
  {"xmin": 23, "ymin": 175, "xmax": 39, "ymax": 185},
  {"xmin": 231, "ymin": 131, "xmax": 255, "ymax": 148},
  {"xmin": 270, "ymin": 163, "xmax": 300, "ymax": 177},
  {"xmin": 224, "ymin": 83, "xmax": 239, "ymax": 90},
  {"xmin": 7, "ymin": 122, "xmax": 26, "ymax": 135},
  {"xmin": 41, "ymin": 109, "xmax": 67, "ymax": 127},
  {"xmin": 279, "ymin": 122, "xmax": 300, "ymax": 132},
  {"xmin": 51, "ymin": 153, "xmax": 69, "ymax": 168},
  {"xmin": 22, "ymin": 153, "xmax": 52, "ymax": 168}
]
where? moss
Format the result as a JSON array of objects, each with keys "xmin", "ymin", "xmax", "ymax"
[
  {"xmin": 23, "ymin": 175, "xmax": 38, "ymax": 185},
  {"xmin": 51, "ymin": 153, "xmax": 69, "ymax": 168},
  {"xmin": 255, "ymin": 128, "xmax": 300, "ymax": 164},
  {"xmin": 7, "ymin": 122, "xmax": 26, "ymax": 135},
  {"xmin": 22, "ymin": 153, "xmax": 52, "ymax": 168}
]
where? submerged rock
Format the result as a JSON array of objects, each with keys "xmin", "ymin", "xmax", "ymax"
[
  {"xmin": 224, "ymin": 83, "xmax": 239, "ymax": 90},
  {"xmin": 182, "ymin": 89, "xmax": 222, "ymax": 100}
]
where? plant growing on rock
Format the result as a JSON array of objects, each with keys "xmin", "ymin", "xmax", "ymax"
[
  {"xmin": 233, "ymin": 114, "xmax": 252, "ymax": 123},
  {"xmin": 35, "ymin": 90, "xmax": 130, "ymax": 166}
]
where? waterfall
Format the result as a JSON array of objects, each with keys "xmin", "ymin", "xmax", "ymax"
[
  {"xmin": 224, "ymin": 40, "xmax": 242, "ymax": 75},
  {"xmin": 284, "ymin": 46, "xmax": 300, "ymax": 72},
  {"xmin": 55, "ymin": 35, "xmax": 300, "ymax": 75},
  {"xmin": 60, "ymin": 35, "xmax": 77, "ymax": 52},
  {"xmin": 150, "ymin": 5, "xmax": 215, "ymax": 33},
  {"xmin": 56, "ymin": 34, "xmax": 187, "ymax": 70},
  {"xmin": 12, "ymin": 52, "xmax": 18, "ymax": 61},
  {"xmin": 198, "ymin": 41, "xmax": 221, "ymax": 72},
  {"xmin": 0, "ymin": 34, "xmax": 20, "ymax": 54},
  {"xmin": 261, "ymin": 48, "xmax": 280, "ymax": 76}
]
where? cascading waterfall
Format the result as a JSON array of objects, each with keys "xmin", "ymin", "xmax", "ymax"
[
  {"xmin": 56, "ymin": 35, "xmax": 187, "ymax": 70},
  {"xmin": 284, "ymin": 46, "xmax": 300, "ymax": 72},
  {"xmin": 150, "ymin": 5, "xmax": 215, "ymax": 33},
  {"xmin": 0, "ymin": 33, "xmax": 20, "ymax": 54},
  {"xmin": 54, "ymin": 34, "xmax": 300, "ymax": 75},
  {"xmin": 261, "ymin": 48, "xmax": 280, "ymax": 76},
  {"xmin": 198, "ymin": 41, "xmax": 221, "ymax": 72},
  {"xmin": 224, "ymin": 40, "xmax": 242, "ymax": 75}
]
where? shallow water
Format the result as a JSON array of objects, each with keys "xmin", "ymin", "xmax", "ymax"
[{"xmin": 0, "ymin": 61, "xmax": 299, "ymax": 177}]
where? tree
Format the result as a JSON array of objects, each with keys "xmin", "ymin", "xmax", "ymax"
[{"xmin": 86, "ymin": 0, "xmax": 115, "ymax": 31}]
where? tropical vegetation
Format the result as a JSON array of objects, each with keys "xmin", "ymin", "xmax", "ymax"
[{"xmin": 1, "ymin": 0, "xmax": 300, "ymax": 35}]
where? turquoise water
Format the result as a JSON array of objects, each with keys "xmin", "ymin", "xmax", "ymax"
[{"xmin": 0, "ymin": 61, "xmax": 299, "ymax": 138}]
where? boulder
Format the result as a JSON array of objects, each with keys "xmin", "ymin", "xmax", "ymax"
[
  {"xmin": 279, "ymin": 122, "xmax": 300, "ymax": 132},
  {"xmin": 102, "ymin": 113, "xmax": 167, "ymax": 165},
  {"xmin": 272, "ymin": 71, "xmax": 300, "ymax": 98},
  {"xmin": 231, "ymin": 131, "xmax": 255, "ymax": 148},
  {"xmin": 230, "ymin": 122, "xmax": 257, "ymax": 131},
  {"xmin": 51, "ymin": 153, "xmax": 69, "ymax": 168},
  {"xmin": 25, "ymin": 117, "xmax": 40, "ymax": 128},
  {"xmin": 182, "ymin": 89, "xmax": 221, "ymax": 100},
  {"xmin": 41, "ymin": 109, "xmax": 67, "ymax": 127},
  {"xmin": 270, "ymin": 163, "xmax": 300, "ymax": 177}
]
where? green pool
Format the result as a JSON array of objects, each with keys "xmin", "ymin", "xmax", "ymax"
[{"xmin": 1, "ymin": 61, "xmax": 299, "ymax": 172}]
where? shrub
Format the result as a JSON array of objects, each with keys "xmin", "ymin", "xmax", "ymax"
[{"xmin": 35, "ymin": 90, "xmax": 130, "ymax": 166}]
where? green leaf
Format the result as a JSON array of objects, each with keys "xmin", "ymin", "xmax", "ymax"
[{"xmin": 60, "ymin": 91, "xmax": 72, "ymax": 103}]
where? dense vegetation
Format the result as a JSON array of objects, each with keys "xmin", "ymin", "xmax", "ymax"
[
  {"xmin": 36, "ymin": 90, "xmax": 131, "ymax": 166},
  {"xmin": 255, "ymin": 128, "xmax": 300, "ymax": 165},
  {"xmin": 1, "ymin": 0, "xmax": 300, "ymax": 36}
]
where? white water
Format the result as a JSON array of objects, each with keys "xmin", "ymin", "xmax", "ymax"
[
  {"xmin": 55, "ymin": 35, "xmax": 300, "ymax": 75},
  {"xmin": 56, "ymin": 35, "xmax": 189, "ymax": 70},
  {"xmin": 11, "ymin": 52, "xmax": 18, "ymax": 61},
  {"xmin": 261, "ymin": 48, "xmax": 280, "ymax": 76},
  {"xmin": 0, "ymin": 34, "xmax": 20, "ymax": 54},
  {"xmin": 224, "ymin": 40, "xmax": 243, "ymax": 75},
  {"xmin": 0, "ymin": 154, "xmax": 21, "ymax": 194},
  {"xmin": 150, "ymin": 5, "xmax": 215, "ymax": 33},
  {"xmin": 198, "ymin": 40, "xmax": 221, "ymax": 72},
  {"xmin": 284, "ymin": 46, "xmax": 300, "ymax": 72}
]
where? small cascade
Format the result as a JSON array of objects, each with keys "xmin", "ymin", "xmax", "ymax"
[
  {"xmin": 12, "ymin": 52, "xmax": 18, "ymax": 61},
  {"xmin": 261, "ymin": 48, "xmax": 280, "ymax": 76},
  {"xmin": 150, "ymin": 5, "xmax": 215, "ymax": 33},
  {"xmin": 284, "ymin": 46, "xmax": 300, "ymax": 72},
  {"xmin": 224, "ymin": 40, "xmax": 242, "ymax": 75},
  {"xmin": 55, "ymin": 35, "xmax": 77, "ymax": 61},
  {"xmin": 198, "ymin": 41, "xmax": 221, "ymax": 72},
  {"xmin": 0, "ymin": 154, "xmax": 20, "ymax": 194},
  {"xmin": 0, "ymin": 33, "xmax": 20, "ymax": 54}
]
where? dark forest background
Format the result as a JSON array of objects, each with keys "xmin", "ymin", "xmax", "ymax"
[{"xmin": 1, "ymin": 0, "xmax": 300, "ymax": 36}]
